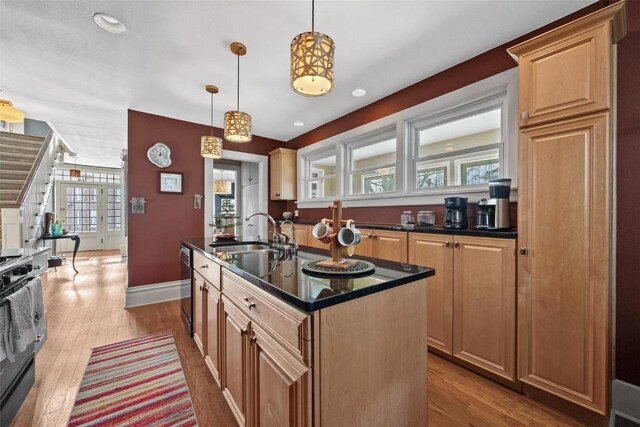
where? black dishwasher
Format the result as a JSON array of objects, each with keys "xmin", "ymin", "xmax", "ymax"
[{"xmin": 179, "ymin": 246, "xmax": 193, "ymax": 337}]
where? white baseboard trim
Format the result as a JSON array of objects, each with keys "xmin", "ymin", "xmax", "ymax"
[
  {"xmin": 125, "ymin": 280, "xmax": 189, "ymax": 308},
  {"xmin": 611, "ymin": 379, "xmax": 640, "ymax": 425}
]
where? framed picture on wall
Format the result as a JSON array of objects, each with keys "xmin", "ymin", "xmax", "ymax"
[{"xmin": 159, "ymin": 172, "xmax": 183, "ymax": 194}]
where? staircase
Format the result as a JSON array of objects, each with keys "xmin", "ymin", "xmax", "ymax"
[
  {"xmin": 0, "ymin": 131, "xmax": 61, "ymax": 248},
  {"xmin": 0, "ymin": 132, "xmax": 44, "ymax": 205}
]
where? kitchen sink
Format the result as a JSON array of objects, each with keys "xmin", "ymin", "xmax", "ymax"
[{"xmin": 213, "ymin": 243, "xmax": 272, "ymax": 253}]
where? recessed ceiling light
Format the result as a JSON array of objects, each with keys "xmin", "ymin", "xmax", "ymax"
[
  {"xmin": 93, "ymin": 13, "xmax": 127, "ymax": 34},
  {"xmin": 445, "ymin": 147, "xmax": 454, "ymax": 151},
  {"xmin": 352, "ymin": 89, "xmax": 367, "ymax": 97},
  {"xmin": 293, "ymin": 121, "xmax": 305, "ymax": 127}
]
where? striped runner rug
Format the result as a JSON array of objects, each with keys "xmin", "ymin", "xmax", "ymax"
[{"xmin": 67, "ymin": 330, "xmax": 198, "ymax": 426}]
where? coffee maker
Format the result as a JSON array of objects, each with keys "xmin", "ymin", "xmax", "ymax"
[
  {"xmin": 476, "ymin": 198, "xmax": 495, "ymax": 229},
  {"xmin": 488, "ymin": 178, "xmax": 511, "ymax": 230},
  {"xmin": 444, "ymin": 197, "xmax": 468, "ymax": 230}
]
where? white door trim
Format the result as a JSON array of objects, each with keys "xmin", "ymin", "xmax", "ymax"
[{"xmin": 204, "ymin": 151, "xmax": 268, "ymax": 238}]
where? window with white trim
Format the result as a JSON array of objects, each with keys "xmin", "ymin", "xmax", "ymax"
[
  {"xmin": 302, "ymin": 148, "xmax": 337, "ymax": 200},
  {"xmin": 347, "ymin": 128, "xmax": 397, "ymax": 196},
  {"xmin": 412, "ymin": 106, "xmax": 503, "ymax": 190}
]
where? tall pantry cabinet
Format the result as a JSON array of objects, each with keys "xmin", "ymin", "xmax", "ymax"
[{"xmin": 508, "ymin": 2, "xmax": 627, "ymax": 417}]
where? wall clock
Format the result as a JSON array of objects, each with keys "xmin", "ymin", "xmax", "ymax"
[{"xmin": 147, "ymin": 142, "xmax": 172, "ymax": 168}]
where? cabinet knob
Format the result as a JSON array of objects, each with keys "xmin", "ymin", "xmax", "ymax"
[
  {"xmin": 199, "ymin": 285, "xmax": 203, "ymax": 291},
  {"xmin": 521, "ymin": 111, "xmax": 529, "ymax": 121},
  {"xmin": 454, "ymin": 241, "xmax": 459, "ymax": 248},
  {"xmin": 250, "ymin": 335, "xmax": 257, "ymax": 343},
  {"xmin": 519, "ymin": 247, "xmax": 528, "ymax": 255},
  {"xmin": 275, "ymin": 193, "xmax": 280, "ymax": 197},
  {"xmin": 445, "ymin": 241, "xmax": 450, "ymax": 247},
  {"xmin": 200, "ymin": 264, "xmax": 208, "ymax": 269}
]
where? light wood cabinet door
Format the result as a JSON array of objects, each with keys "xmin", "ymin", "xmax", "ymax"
[
  {"xmin": 408, "ymin": 233, "xmax": 453, "ymax": 355},
  {"xmin": 193, "ymin": 271, "xmax": 206, "ymax": 356},
  {"xmin": 518, "ymin": 113, "xmax": 609, "ymax": 414},
  {"xmin": 205, "ymin": 284, "xmax": 221, "ymax": 386},
  {"xmin": 249, "ymin": 323, "xmax": 309, "ymax": 427},
  {"xmin": 353, "ymin": 230, "xmax": 374, "ymax": 258},
  {"xmin": 269, "ymin": 148, "xmax": 297, "ymax": 200},
  {"xmin": 372, "ymin": 229, "xmax": 408, "ymax": 263},
  {"xmin": 452, "ymin": 236, "xmax": 516, "ymax": 382},
  {"xmin": 294, "ymin": 224, "xmax": 308, "ymax": 247},
  {"xmin": 510, "ymin": 20, "xmax": 611, "ymax": 127},
  {"xmin": 222, "ymin": 296, "xmax": 252, "ymax": 427}
]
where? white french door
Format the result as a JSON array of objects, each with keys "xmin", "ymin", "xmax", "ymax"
[{"xmin": 56, "ymin": 183, "xmax": 123, "ymax": 251}]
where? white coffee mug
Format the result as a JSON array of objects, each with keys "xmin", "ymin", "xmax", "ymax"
[{"xmin": 338, "ymin": 220, "xmax": 361, "ymax": 247}]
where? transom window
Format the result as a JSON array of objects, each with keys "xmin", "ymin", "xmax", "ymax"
[
  {"xmin": 348, "ymin": 129, "xmax": 397, "ymax": 196},
  {"xmin": 303, "ymin": 149, "xmax": 337, "ymax": 200},
  {"xmin": 413, "ymin": 107, "xmax": 502, "ymax": 190},
  {"xmin": 55, "ymin": 169, "xmax": 121, "ymax": 183}
]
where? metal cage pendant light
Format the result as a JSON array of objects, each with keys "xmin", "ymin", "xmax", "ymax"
[
  {"xmin": 290, "ymin": 0, "xmax": 335, "ymax": 97},
  {"xmin": 224, "ymin": 42, "xmax": 252, "ymax": 143},
  {"xmin": 201, "ymin": 85, "xmax": 223, "ymax": 159}
]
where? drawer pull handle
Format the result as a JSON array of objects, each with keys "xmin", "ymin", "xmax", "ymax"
[
  {"xmin": 200, "ymin": 264, "xmax": 208, "ymax": 269},
  {"xmin": 199, "ymin": 285, "xmax": 203, "ymax": 291},
  {"xmin": 243, "ymin": 297, "xmax": 256, "ymax": 310}
]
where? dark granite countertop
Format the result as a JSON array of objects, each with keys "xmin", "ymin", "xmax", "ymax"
[
  {"xmin": 181, "ymin": 237, "xmax": 434, "ymax": 312},
  {"xmin": 289, "ymin": 220, "xmax": 517, "ymax": 239}
]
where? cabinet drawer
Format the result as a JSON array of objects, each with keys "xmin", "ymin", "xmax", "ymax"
[
  {"xmin": 193, "ymin": 250, "xmax": 221, "ymax": 290},
  {"xmin": 222, "ymin": 269, "xmax": 310, "ymax": 359}
]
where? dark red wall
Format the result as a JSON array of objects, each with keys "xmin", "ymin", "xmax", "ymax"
[
  {"xmin": 615, "ymin": 0, "xmax": 640, "ymax": 387},
  {"xmin": 127, "ymin": 110, "xmax": 285, "ymax": 287}
]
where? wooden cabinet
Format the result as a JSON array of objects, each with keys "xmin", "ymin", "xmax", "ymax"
[
  {"xmin": 281, "ymin": 223, "xmax": 309, "ymax": 247},
  {"xmin": 357, "ymin": 228, "xmax": 408, "ymax": 263},
  {"xmin": 269, "ymin": 148, "xmax": 297, "ymax": 200},
  {"xmin": 250, "ymin": 323, "xmax": 309, "ymax": 427},
  {"xmin": 517, "ymin": 113, "xmax": 610, "ymax": 413},
  {"xmin": 221, "ymin": 270, "xmax": 310, "ymax": 427},
  {"xmin": 511, "ymin": 22, "xmax": 610, "ymax": 127},
  {"xmin": 205, "ymin": 284, "xmax": 222, "ymax": 386},
  {"xmin": 508, "ymin": 2, "xmax": 625, "ymax": 416},
  {"xmin": 222, "ymin": 295, "xmax": 252, "ymax": 427},
  {"xmin": 453, "ymin": 236, "xmax": 516, "ymax": 382},
  {"xmin": 193, "ymin": 271, "xmax": 206, "ymax": 356},
  {"xmin": 408, "ymin": 233, "xmax": 453, "ymax": 354},
  {"xmin": 409, "ymin": 233, "xmax": 516, "ymax": 383}
]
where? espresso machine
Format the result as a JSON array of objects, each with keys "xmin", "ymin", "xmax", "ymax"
[
  {"xmin": 488, "ymin": 178, "xmax": 511, "ymax": 230},
  {"xmin": 443, "ymin": 197, "xmax": 468, "ymax": 230}
]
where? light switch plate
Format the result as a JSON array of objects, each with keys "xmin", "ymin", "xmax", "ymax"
[{"xmin": 130, "ymin": 197, "xmax": 146, "ymax": 214}]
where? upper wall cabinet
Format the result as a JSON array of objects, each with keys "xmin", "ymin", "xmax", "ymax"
[
  {"xmin": 269, "ymin": 148, "xmax": 297, "ymax": 200},
  {"xmin": 509, "ymin": 5, "xmax": 627, "ymax": 127}
]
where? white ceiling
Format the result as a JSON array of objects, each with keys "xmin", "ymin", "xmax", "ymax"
[{"xmin": 0, "ymin": 0, "xmax": 595, "ymax": 168}]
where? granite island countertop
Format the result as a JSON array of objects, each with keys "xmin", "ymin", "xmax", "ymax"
[{"xmin": 181, "ymin": 237, "xmax": 435, "ymax": 312}]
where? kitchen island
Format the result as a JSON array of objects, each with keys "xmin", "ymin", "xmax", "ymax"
[{"xmin": 182, "ymin": 237, "xmax": 434, "ymax": 427}]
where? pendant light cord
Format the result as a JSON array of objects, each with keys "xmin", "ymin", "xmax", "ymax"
[
  {"xmin": 311, "ymin": 0, "xmax": 315, "ymax": 33},
  {"xmin": 236, "ymin": 53, "xmax": 240, "ymax": 112},
  {"xmin": 210, "ymin": 92, "xmax": 214, "ymax": 137}
]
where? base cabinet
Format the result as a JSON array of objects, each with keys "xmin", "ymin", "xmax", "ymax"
[
  {"xmin": 222, "ymin": 296, "xmax": 251, "ymax": 427},
  {"xmin": 250, "ymin": 323, "xmax": 309, "ymax": 427},
  {"xmin": 193, "ymin": 256, "xmax": 427, "ymax": 427},
  {"xmin": 409, "ymin": 233, "xmax": 516, "ymax": 383},
  {"xmin": 193, "ymin": 272, "xmax": 206, "ymax": 356},
  {"xmin": 356, "ymin": 228, "xmax": 408, "ymax": 263}
]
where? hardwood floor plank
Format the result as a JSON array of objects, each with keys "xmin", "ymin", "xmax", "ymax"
[{"xmin": 11, "ymin": 250, "xmax": 588, "ymax": 427}]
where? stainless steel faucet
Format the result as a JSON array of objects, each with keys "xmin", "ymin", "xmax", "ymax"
[{"xmin": 245, "ymin": 212, "xmax": 288, "ymax": 246}]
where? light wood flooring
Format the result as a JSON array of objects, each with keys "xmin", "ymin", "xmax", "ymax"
[{"xmin": 12, "ymin": 250, "xmax": 587, "ymax": 426}]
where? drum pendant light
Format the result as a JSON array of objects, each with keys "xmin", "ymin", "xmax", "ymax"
[
  {"xmin": 290, "ymin": 0, "xmax": 335, "ymax": 97},
  {"xmin": 0, "ymin": 99, "xmax": 25, "ymax": 123},
  {"xmin": 224, "ymin": 42, "xmax": 252, "ymax": 143},
  {"xmin": 201, "ymin": 85, "xmax": 223, "ymax": 159}
]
